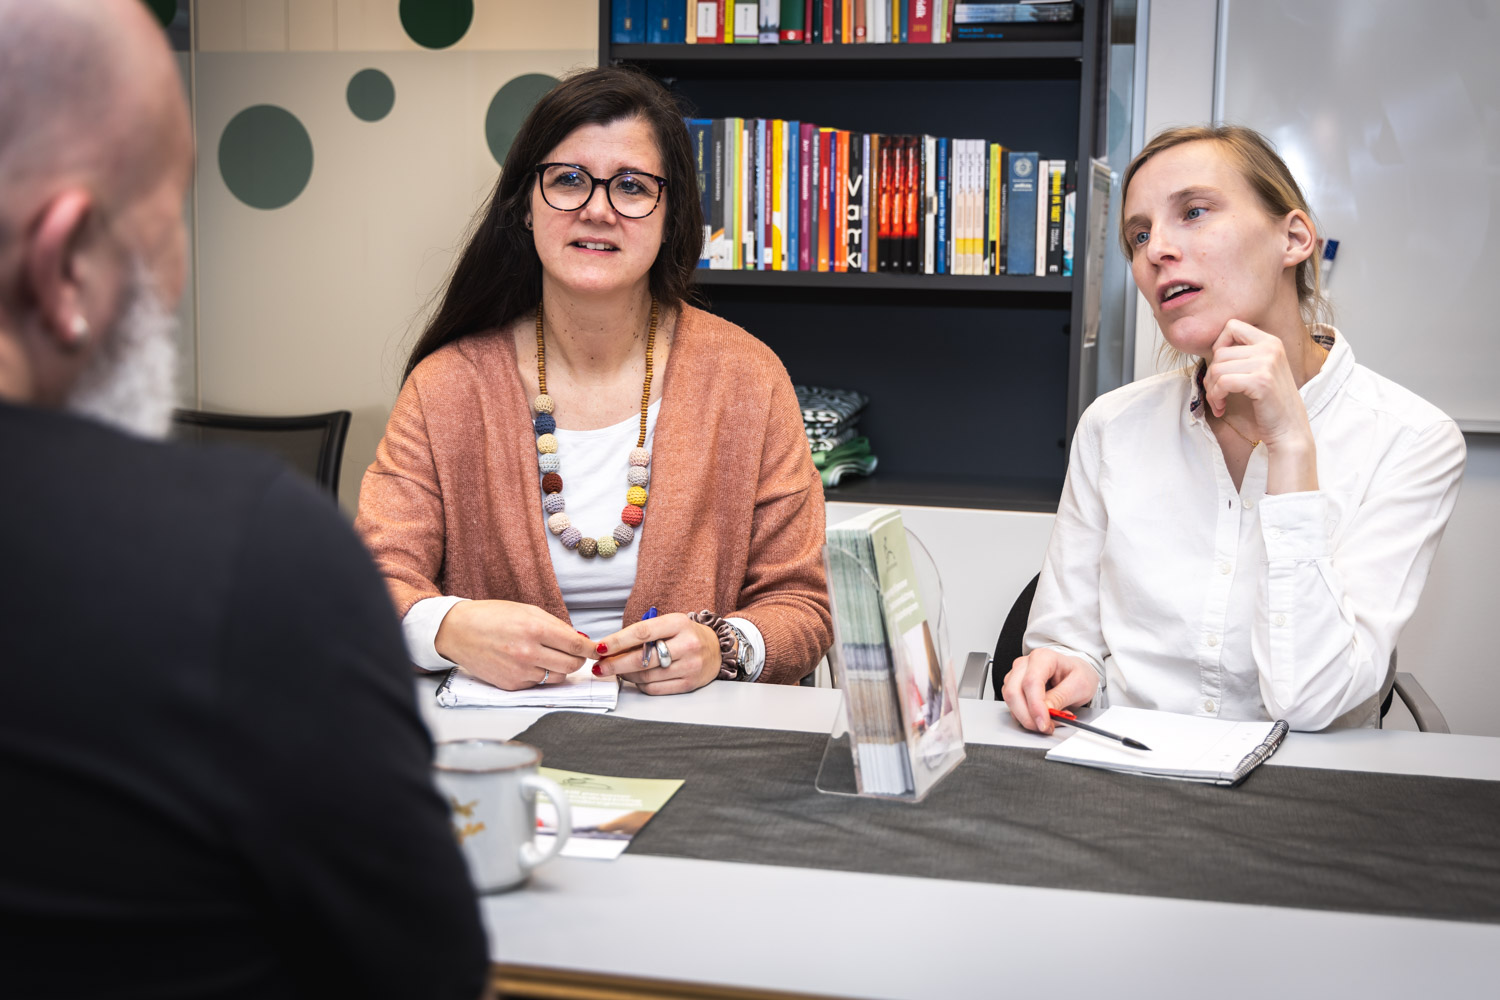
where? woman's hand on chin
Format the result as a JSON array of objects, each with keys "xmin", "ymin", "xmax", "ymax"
[
  {"xmin": 434, "ymin": 599, "xmax": 594, "ymax": 690},
  {"xmin": 1205, "ymin": 319, "xmax": 1320, "ymax": 493},
  {"xmin": 591, "ymin": 612, "xmax": 722, "ymax": 695},
  {"xmin": 1001, "ymin": 648, "xmax": 1099, "ymax": 734}
]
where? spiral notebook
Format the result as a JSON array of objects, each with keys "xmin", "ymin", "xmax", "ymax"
[{"xmin": 1045, "ymin": 707, "xmax": 1289, "ymax": 787}]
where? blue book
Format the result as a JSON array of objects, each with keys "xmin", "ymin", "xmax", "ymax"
[
  {"xmin": 646, "ymin": 0, "xmax": 686, "ymax": 43},
  {"xmin": 1005, "ymin": 151, "xmax": 1039, "ymax": 278},
  {"xmin": 900, "ymin": 0, "xmax": 909, "ymax": 42},
  {"xmin": 935, "ymin": 137, "xmax": 949, "ymax": 275},
  {"xmin": 612, "ymin": 0, "xmax": 645, "ymax": 43},
  {"xmin": 687, "ymin": 118, "xmax": 712, "ymax": 268},
  {"xmin": 787, "ymin": 121, "xmax": 799, "ymax": 271}
]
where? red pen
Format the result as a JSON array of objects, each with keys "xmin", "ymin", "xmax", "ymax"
[{"xmin": 1049, "ymin": 708, "xmax": 1152, "ymax": 751}]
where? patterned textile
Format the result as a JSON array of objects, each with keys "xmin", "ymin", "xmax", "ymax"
[
  {"xmin": 808, "ymin": 427, "xmax": 858, "ymax": 452},
  {"xmin": 795, "ymin": 385, "xmax": 869, "ymax": 428}
]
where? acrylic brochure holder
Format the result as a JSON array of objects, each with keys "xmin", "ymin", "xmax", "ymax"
[{"xmin": 816, "ymin": 527, "xmax": 966, "ymax": 803}]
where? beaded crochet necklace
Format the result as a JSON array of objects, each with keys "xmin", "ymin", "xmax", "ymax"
[{"xmin": 533, "ymin": 299, "xmax": 656, "ymax": 558}]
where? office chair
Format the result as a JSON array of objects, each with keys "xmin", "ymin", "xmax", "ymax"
[
  {"xmin": 958, "ymin": 572, "xmax": 1450, "ymax": 733},
  {"xmin": 171, "ymin": 408, "xmax": 352, "ymax": 501}
]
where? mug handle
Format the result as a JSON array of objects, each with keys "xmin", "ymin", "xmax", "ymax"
[{"xmin": 519, "ymin": 774, "xmax": 571, "ymax": 871}]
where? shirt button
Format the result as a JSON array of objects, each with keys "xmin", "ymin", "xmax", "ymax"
[
  {"xmin": 1206, "ymin": 634, "xmax": 1220, "ymax": 647},
  {"xmin": 1204, "ymin": 699, "xmax": 1216, "ymax": 713},
  {"xmin": 1242, "ymin": 498, "xmax": 1255, "ymax": 510},
  {"xmin": 1217, "ymin": 561, "xmax": 1231, "ymax": 575},
  {"xmin": 1273, "ymin": 613, "xmax": 1287, "ymax": 627},
  {"xmin": 1268, "ymin": 528, "xmax": 1282, "ymax": 540}
]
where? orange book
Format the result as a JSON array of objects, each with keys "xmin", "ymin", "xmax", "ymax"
[
  {"xmin": 817, "ymin": 128, "xmax": 833, "ymax": 271},
  {"xmin": 834, "ymin": 130, "xmax": 849, "ymax": 272}
]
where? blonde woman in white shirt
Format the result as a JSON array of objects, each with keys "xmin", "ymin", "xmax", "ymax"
[{"xmin": 1004, "ymin": 125, "xmax": 1465, "ymax": 733}]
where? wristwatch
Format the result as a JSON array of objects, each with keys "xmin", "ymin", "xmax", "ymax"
[{"xmin": 728, "ymin": 622, "xmax": 761, "ymax": 682}]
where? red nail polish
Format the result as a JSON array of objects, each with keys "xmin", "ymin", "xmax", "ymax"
[
  {"xmin": 595, "ymin": 642, "xmax": 608, "ymax": 655},
  {"xmin": 577, "ymin": 631, "xmax": 589, "ymax": 637},
  {"xmin": 592, "ymin": 664, "xmax": 603, "ymax": 676}
]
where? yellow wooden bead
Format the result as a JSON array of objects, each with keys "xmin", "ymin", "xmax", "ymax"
[
  {"xmin": 596, "ymin": 536, "xmax": 618, "ymax": 558},
  {"xmin": 536, "ymin": 433, "xmax": 557, "ymax": 455},
  {"xmin": 626, "ymin": 485, "xmax": 647, "ymax": 507}
]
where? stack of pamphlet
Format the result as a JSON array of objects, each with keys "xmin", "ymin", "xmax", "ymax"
[{"xmin": 824, "ymin": 508, "xmax": 964, "ymax": 799}]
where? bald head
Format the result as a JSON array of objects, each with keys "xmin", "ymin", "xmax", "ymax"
[
  {"xmin": 0, "ymin": 0, "xmax": 189, "ymax": 237},
  {"xmin": 0, "ymin": 0, "xmax": 192, "ymax": 421}
]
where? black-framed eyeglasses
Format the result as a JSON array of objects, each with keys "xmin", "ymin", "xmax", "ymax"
[{"xmin": 533, "ymin": 163, "xmax": 667, "ymax": 219}]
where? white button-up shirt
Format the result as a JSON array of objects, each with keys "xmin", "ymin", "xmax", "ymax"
[{"xmin": 1025, "ymin": 330, "xmax": 1465, "ymax": 731}]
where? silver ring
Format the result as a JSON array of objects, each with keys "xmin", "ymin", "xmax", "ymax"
[
  {"xmin": 654, "ymin": 640, "xmax": 672, "ymax": 669},
  {"xmin": 539, "ymin": 669, "xmax": 550, "ymax": 686}
]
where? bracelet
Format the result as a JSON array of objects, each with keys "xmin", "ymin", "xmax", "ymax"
[{"xmin": 689, "ymin": 610, "xmax": 746, "ymax": 681}]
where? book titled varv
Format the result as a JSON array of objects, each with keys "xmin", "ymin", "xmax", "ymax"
[{"xmin": 825, "ymin": 508, "xmax": 964, "ymax": 799}]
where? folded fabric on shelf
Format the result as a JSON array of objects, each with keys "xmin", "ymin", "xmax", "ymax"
[
  {"xmin": 821, "ymin": 455, "xmax": 878, "ymax": 488},
  {"xmin": 811, "ymin": 436, "xmax": 873, "ymax": 468},
  {"xmin": 808, "ymin": 427, "xmax": 859, "ymax": 453},
  {"xmin": 795, "ymin": 385, "xmax": 869, "ymax": 428}
]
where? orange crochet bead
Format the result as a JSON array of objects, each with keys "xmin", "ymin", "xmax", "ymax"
[
  {"xmin": 541, "ymin": 473, "xmax": 563, "ymax": 494},
  {"xmin": 621, "ymin": 503, "xmax": 643, "ymax": 527}
]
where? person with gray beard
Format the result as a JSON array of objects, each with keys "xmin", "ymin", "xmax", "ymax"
[{"xmin": 0, "ymin": 2, "xmax": 489, "ymax": 996}]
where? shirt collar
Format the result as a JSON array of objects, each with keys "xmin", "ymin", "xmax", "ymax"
[{"xmin": 1183, "ymin": 324, "xmax": 1354, "ymax": 423}]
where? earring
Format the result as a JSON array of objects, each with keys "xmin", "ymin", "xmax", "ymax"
[{"xmin": 69, "ymin": 314, "xmax": 89, "ymax": 342}]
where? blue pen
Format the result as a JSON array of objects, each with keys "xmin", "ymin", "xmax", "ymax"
[{"xmin": 640, "ymin": 606, "xmax": 659, "ymax": 668}]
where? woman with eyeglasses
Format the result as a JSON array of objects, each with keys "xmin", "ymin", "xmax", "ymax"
[{"xmin": 356, "ymin": 67, "xmax": 832, "ymax": 695}]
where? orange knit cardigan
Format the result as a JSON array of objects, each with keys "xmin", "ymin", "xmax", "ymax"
[{"xmin": 354, "ymin": 305, "xmax": 832, "ymax": 684}]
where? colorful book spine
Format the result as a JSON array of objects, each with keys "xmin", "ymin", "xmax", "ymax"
[
  {"xmin": 646, "ymin": 0, "xmax": 686, "ymax": 42},
  {"xmin": 770, "ymin": 119, "xmax": 785, "ymax": 269},
  {"xmin": 1062, "ymin": 160, "xmax": 1076, "ymax": 277},
  {"xmin": 1005, "ymin": 151, "xmax": 1037, "ymax": 277},
  {"xmin": 1046, "ymin": 158, "xmax": 1065, "ymax": 276},
  {"xmin": 901, "ymin": 135, "xmax": 917, "ymax": 273},
  {"xmin": 876, "ymin": 137, "xmax": 892, "ymax": 272},
  {"xmin": 687, "ymin": 118, "xmax": 712, "ymax": 267},
  {"xmin": 759, "ymin": 0, "xmax": 779, "ymax": 43},
  {"xmin": 694, "ymin": 2, "xmax": 725, "ymax": 43},
  {"xmin": 934, "ymin": 137, "xmax": 948, "ymax": 274},
  {"xmin": 780, "ymin": 0, "xmax": 805, "ymax": 41},
  {"xmin": 612, "ymin": 0, "xmax": 646, "ymax": 43},
  {"xmin": 988, "ymin": 142, "xmax": 1001, "ymax": 275},
  {"xmin": 799, "ymin": 123, "xmax": 815, "ymax": 271},
  {"xmin": 818, "ymin": 129, "xmax": 833, "ymax": 270},
  {"xmin": 834, "ymin": 130, "xmax": 849, "ymax": 271},
  {"xmin": 709, "ymin": 120, "xmax": 730, "ymax": 268},
  {"xmin": 789, "ymin": 120, "xmax": 802, "ymax": 269},
  {"xmin": 733, "ymin": 1, "xmax": 758, "ymax": 41}
]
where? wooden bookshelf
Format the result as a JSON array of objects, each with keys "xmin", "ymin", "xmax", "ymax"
[{"xmin": 604, "ymin": 2, "xmax": 1112, "ymax": 510}]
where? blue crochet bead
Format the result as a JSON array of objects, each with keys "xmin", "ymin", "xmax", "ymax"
[
  {"xmin": 538, "ymin": 453, "xmax": 560, "ymax": 474},
  {"xmin": 534, "ymin": 413, "xmax": 556, "ymax": 435}
]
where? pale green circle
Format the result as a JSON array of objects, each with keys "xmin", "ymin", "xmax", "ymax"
[
  {"xmin": 400, "ymin": 0, "xmax": 473, "ymax": 49},
  {"xmin": 218, "ymin": 105, "xmax": 313, "ymax": 210},
  {"xmin": 485, "ymin": 74, "xmax": 559, "ymax": 166},
  {"xmin": 347, "ymin": 68, "xmax": 395, "ymax": 122}
]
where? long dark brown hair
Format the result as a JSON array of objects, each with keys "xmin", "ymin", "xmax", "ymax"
[{"xmin": 404, "ymin": 66, "xmax": 702, "ymax": 380}]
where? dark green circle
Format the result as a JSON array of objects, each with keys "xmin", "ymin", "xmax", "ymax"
[
  {"xmin": 142, "ymin": 0, "xmax": 176, "ymax": 28},
  {"xmin": 347, "ymin": 69, "xmax": 395, "ymax": 122},
  {"xmin": 218, "ymin": 105, "xmax": 314, "ymax": 210},
  {"xmin": 399, "ymin": 0, "xmax": 473, "ymax": 49},
  {"xmin": 485, "ymin": 74, "xmax": 559, "ymax": 166}
]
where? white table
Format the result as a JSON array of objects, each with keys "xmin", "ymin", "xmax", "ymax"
[{"xmin": 417, "ymin": 679, "xmax": 1500, "ymax": 1000}]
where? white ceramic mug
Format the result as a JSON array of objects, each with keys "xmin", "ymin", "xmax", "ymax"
[{"xmin": 432, "ymin": 740, "xmax": 571, "ymax": 894}]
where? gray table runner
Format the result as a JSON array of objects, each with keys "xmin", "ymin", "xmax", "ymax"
[{"xmin": 514, "ymin": 713, "xmax": 1500, "ymax": 924}]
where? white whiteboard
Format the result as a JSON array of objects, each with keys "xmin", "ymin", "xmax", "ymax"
[{"xmin": 1219, "ymin": 0, "xmax": 1500, "ymax": 428}]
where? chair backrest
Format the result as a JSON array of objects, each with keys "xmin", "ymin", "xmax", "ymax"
[
  {"xmin": 171, "ymin": 409, "xmax": 352, "ymax": 500},
  {"xmin": 991, "ymin": 572, "xmax": 1040, "ymax": 699}
]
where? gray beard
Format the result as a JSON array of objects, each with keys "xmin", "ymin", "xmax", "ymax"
[{"xmin": 64, "ymin": 263, "xmax": 179, "ymax": 440}]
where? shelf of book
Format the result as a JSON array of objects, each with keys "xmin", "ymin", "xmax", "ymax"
[
  {"xmin": 606, "ymin": 1, "xmax": 1111, "ymax": 512},
  {"xmin": 693, "ymin": 271, "xmax": 1073, "ymax": 292},
  {"xmin": 612, "ymin": 39, "xmax": 1084, "ymax": 74},
  {"xmin": 823, "ymin": 474, "xmax": 1061, "ymax": 513}
]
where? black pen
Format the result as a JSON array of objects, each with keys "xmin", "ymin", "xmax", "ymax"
[{"xmin": 1049, "ymin": 709, "xmax": 1151, "ymax": 751}]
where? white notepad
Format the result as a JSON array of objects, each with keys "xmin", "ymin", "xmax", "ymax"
[
  {"xmin": 1045, "ymin": 707, "xmax": 1288, "ymax": 786},
  {"xmin": 435, "ymin": 664, "xmax": 619, "ymax": 713}
]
